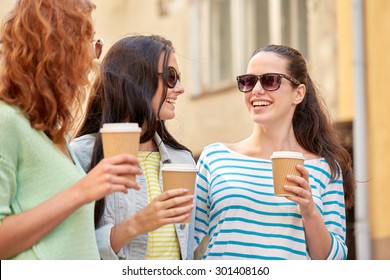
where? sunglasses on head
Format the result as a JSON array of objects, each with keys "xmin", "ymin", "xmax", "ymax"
[
  {"xmin": 236, "ymin": 73, "xmax": 301, "ymax": 92},
  {"xmin": 158, "ymin": 66, "xmax": 180, "ymax": 88}
]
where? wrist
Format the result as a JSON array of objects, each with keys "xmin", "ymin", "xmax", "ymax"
[
  {"xmin": 64, "ymin": 183, "xmax": 87, "ymax": 210},
  {"xmin": 302, "ymin": 206, "xmax": 322, "ymax": 223},
  {"xmin": 110, "ymin": 217, "xmax": 140, "ymax": 253},
  {"xmin": 127, "ymin": 214, "xmax": 144, "ymax": 236}
]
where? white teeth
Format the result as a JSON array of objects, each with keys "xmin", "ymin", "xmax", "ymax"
[
  {"xmin": 166, "ymin": 98, "xmax": 176, "ymax": 104},
  {"xmin": 253, "ymin": 101, "xmax": 270, "ymax": 106}
]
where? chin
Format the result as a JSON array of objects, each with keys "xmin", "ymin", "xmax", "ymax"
[{"xmin": 160, "ymin": 112, "xmax": 175, "ymax": 120}]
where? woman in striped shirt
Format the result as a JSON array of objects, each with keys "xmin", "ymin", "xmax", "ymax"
[{"xmin": 194, "ymin": 44, "xmax": 355, "ymax": 260}]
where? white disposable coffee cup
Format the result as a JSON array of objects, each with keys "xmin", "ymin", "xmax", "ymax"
[
  {"xmin": 100, "ymin": 123, "xmax": 141, "ymax": 182},
  {"xmin": 270, "ymin": 151, "xmax": 305, "ymax": 196},
  {"xmin": 162, "ymin": 163, "xmax": 197, "ymax": 223}
]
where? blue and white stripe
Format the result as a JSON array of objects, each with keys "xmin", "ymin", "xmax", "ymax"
[{"xmin": 194, "ymin": 143, "xmax": 347, "ymax": 260}]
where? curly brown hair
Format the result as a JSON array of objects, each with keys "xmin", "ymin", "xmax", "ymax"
[{"xmin": 0, "ymin": 0, "xmax": 96, "ymax": 142}]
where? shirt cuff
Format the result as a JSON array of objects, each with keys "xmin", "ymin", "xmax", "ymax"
[{"xmin": 95, "ymin": 224, "xmax": 119, "ymax": 260}]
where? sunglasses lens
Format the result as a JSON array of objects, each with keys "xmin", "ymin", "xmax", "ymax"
[
  {"xmin": 166, "ymin": 67, "xmax": 178, "ymax": 88},
  {"xmin": 260, "ymin": 74, "xmax": 280, "ymax": 91},
  {"xmin": 237, "ymin": 75, "xmax": 257, "ymax": 92}
]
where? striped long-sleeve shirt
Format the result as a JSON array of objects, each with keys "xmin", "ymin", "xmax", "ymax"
[{"xmin": 194, "ymin": 143, "xmax": 347, "ymax": 260}]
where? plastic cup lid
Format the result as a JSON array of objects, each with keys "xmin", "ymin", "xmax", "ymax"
[
  {"xmin": 99, "ymin": 122, "xmax": 141, "ymax": 133},
  {"xmin": 161, "ymin": 163, "xmax": 197, "ymax": 172},
  {"xmin": 270, "ymin": 151, "xmax": 305, "ymax": 160}
]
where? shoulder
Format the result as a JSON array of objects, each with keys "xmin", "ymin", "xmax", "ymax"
[
  {"xmin": 0, "ymin": 102, "xmax": 27, "ymax": 129},
  {"xmin": 304, "ymin": 158, "xmax": 334, "ymax": 181},
  {"xmin": 0, "ymin": 102, "xmax": 32, "ymax": 148},
  {"xmin": 70, "ymin": 133, "xmax": 97, "ymax": 172},
  {"xmin": 0, "ymin": 101, "xmax": 18, "ymax": 115},
  {"xmin": 71, "ymin": 133, "xmax": 97, "ymax": 147},
  {"xmin": 200, "ymin": 142, "xmax": 227, "ymax": 157},
  {"xmin": 165, "ymin": 145, "xmax": 195, "ymax": 165},
  {"xmin": 70, "ymin": 134, "xmax": 97, "ymax": 156}
]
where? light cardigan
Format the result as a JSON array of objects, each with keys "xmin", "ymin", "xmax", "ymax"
[
  {"xmin": 70, "ymin": 132, "xmax": 196, "ymax": 260},
  {"xmin": 0, "ymin": 101, "xmax": 100, "ymax": 259}
]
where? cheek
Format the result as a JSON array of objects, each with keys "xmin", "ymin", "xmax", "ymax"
[
  {"xmin": 151, "ymin": 98, "xmax": 160, "ymax": 115},
  {"xmin": 151, "ymin": 86, "xmax": 164, "ymax": 115},
  {"xmin": 244, "ymin": 94, "xmax": 252, "ymax": 108}
]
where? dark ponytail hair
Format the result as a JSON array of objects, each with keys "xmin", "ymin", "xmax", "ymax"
[
  {"xmin": 76, "ymin": 35, "xmax": 191, "ymax": 226},
  {"xmin": 252, "ymin": 45, "xmax": 355, "ymax": 208}
]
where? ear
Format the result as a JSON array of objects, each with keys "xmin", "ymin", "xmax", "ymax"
[{"xmin": 292, "ymin": 84, "xmax": 306, "ymax": 105}]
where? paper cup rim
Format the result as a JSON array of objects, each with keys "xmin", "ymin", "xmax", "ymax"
[
  {"xmin": 100, "ymin": 122, "xmax": 141, "ymax": 133},
  {"xmin": 270, "ymin": 151, "xmax": 305, "ymax": 160},
  {"xmin": 161, "ymin": 163, "xmax": 197, "ymax": 172}
]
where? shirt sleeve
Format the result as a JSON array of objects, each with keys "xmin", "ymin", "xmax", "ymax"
[
  {"xmin": 322, "ymin": 174, "xmax": 348, "ymax": 260},
  {"xmin": 0, "ymin": 109, "xmax": 18, "ymax": 221},
  {"xmin": 95, "ymin": 224, "xmax": 121, "ymax": 260},
  {"xmin": 194, "ymin": 150, "xmax": 211, "ymax": 253},
  {"xmin": 0, "ymin": 159, "xmax": 17, "ymax": 221}
]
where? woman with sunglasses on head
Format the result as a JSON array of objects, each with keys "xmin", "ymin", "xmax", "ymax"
[
  {"xmin": 0, "ymin": 0, "xmax": 142, "ymax": 260},
  {"xmin": 194, "ymin": 44, "xmax": 355, "ymax": 260},
  {"xmin": 71, "ymin": 35, "xmax": 195, "ymax": 260}
]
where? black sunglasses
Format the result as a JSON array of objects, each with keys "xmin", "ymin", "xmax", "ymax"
[
  {"xmin": 158, "ymin": 66, "xmax": 180, "ymax": 89},
  {"xmin": 236, "ymin": 73, "xmax": 301, "ymax": 92}
]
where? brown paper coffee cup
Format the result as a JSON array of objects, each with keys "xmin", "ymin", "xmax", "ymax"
[
  {"xmin": 271, "ymin": 151, "xmax": 305, "ymax": 196},
  {"xmin": 162, "ymin": 163, "xmax": 197, "ymax": 223},
  {"xmin": 100, "ymin": 123, "xmax": 141, "ymax": 183}
]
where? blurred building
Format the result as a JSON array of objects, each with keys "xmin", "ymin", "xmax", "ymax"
[{"xmin": 1, "ymin": 0, "xmax": 389, "ymax": 260}]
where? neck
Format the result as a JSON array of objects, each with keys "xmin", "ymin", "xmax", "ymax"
[
  {"xmin": 139, "ymin": 139, "xmax": 157, "ymax": 152},
  {"xmin": 247, "ymin": 123, "xmax": 303, "ymax": 158}
]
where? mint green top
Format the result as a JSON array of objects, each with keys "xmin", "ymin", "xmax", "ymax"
[{"xmin": 0, "ymin": 101, "xmax": 100, "ymax": 259}]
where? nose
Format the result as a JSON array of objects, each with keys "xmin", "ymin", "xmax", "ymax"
[
  {"xmin": 173, "ymin": 80, "xmax": 185, "ymax": 95},
  {"xmin": 252, "ymin": 79, "xmax": 265, "ymax": 95}
]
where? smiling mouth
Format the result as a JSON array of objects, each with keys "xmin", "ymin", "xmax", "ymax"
[
  {"xmin": 252, "ymin": 100, "xmax": 271, "ymax": 107},
  {"xmin": 166, "ymin": 98, "xmax": 176, "ymax": 105}
]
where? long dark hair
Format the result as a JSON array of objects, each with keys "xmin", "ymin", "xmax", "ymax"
[
  {"xmin": 76, "ymin": 35, "xmax": 191, "ymax": 226},
  {"xmin": 252, "ymin": 44, "xmax": 355, "ymax": 209}
]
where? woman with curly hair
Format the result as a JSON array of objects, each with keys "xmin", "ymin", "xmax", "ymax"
[{"xmin": 0, "ymin": 0, "xmax": 141, "ymax": 260}]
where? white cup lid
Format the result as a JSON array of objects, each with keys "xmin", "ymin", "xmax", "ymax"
[
  {"xmin": 270, "ymin": 151, "xmax": 305, "ymax": 160},
  {"xmin": 100, "ymin": 122, "xmax": 141, "ymax": 133},
  {"xmin": 161, "ymin": 163, "xmax": 197, "ymax": 172}
]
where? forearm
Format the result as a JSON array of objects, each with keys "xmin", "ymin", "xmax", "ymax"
[
  {"xmin": 302, "ymin": 210, "xmax": 332, "ymax": 260},
  {"xmin": 110, "ymin": 216, "xmax": 140, "ymax": 253},
  {"xmin": 0, "ymin": 186, "xmax": 84, "ymax": 259}
]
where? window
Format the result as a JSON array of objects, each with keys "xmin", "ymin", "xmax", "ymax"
[
  {"xmin": 190, "ymin": 0, "xmax": 308, "ymax": 95},
  {"xmin": 209, "ymin": 0, "xmax": 232, "ymax": 88}
]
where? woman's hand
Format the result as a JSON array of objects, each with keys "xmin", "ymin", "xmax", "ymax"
[
  {"xmin": 109, "ymin": 188, "xmax": 194, "ymax": 253},
  {"xmin": 133, "ymin": 188, "xmax": 194, "ymax": 234},
  {"xmin": 283, "ymin": 164, "xmax": 317, "ymax": 219},
  {"xmin": 72, "ymin": 153, "xmax": 142, "ymax": 205}
]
